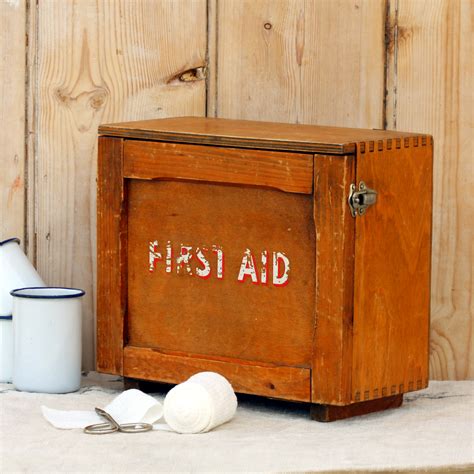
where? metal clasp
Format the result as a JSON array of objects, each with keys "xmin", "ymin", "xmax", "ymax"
[{"xmin": 348, "ymin": 181, "xmax": 377, "ymax": 217}]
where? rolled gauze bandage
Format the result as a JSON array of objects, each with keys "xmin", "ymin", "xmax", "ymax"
[{"xmin": 163, "ymin": 372, "xmax": 237, "ymax": 434}]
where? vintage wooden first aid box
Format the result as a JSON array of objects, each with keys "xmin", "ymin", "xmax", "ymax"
[{"xmin": 97, "ymin": 117, "xmax": 433, "ymax": 421}]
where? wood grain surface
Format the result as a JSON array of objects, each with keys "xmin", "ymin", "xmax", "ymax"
[
  {"xmin": 311, "ymin": 394, "xmax": 403, "ymax": 422},
  {"xmin": 0, "ymin": 0, "xmax": 26, "ymax": 244},
  {"xmin": 96, "ymin": 137, "xmax": 125, "ymax": 374},
  {"xmin": 29, "ymin": 0, "xmax": 206, "ymax": 369},
  {"xmin": 213, "ymin": 0, "xmax": 472, "ymax": 381},
  {"xmin": 312, "ymin": 155, "xmax": 355, "ymax": 405},
  {"xmin": 386, "ymin": 0, "xmax": 473, "ymax": 380},
  {"xmin": 124, "ymin": 139, "xmax": 313, "ymax": 194},
  {"xmin": 1, "ymin": 0, "xmax": 471, "ymax": 379},
  {"xmin": 214, "ymin": 0, "xmax": 385, "ymax": 128},
  {"xmin": 123, "ymin": 346, "xmax": 311, "ymax": 402},
  {"xmin": 352, "ymin": 138, "xmax": 433, "ymax": 401},
  {"xmin": 98, "ymin": 126, "xmax": 433, "ymax": 408},
  {"xmin": 127, "ymin": 179, "xmax": 315, "ymax": 368},
  {"xmin": 101, "ymin": 117, "xmax": 422, "ymax": 154}
]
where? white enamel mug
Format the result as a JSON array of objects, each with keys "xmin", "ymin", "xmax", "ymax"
[
  {"xmin": 0, "ymin": 238, "xmax": 45, "ymax": 317},
  {"xmin": 0, "ymin": 316, "xmax": 13, "ymax": 382},
  {"xmin": 11, "ymin": 287, "xmax": 84, "ymax": 393}
]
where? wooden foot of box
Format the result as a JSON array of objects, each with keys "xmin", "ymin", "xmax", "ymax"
[
  {"xmin": 123, "ymin": 377, "xmax": 141, "ymax": 390},
  {"xmin": 123, "ymin": 377, "xmax": 171, "ymax": 393},
  {"xmin": 310, "ymin": 394, "xmax": 404, "ymax": 422},
  {"xmin": 125, "ymin": 376, "xmax": 403, "ymax": 423}
]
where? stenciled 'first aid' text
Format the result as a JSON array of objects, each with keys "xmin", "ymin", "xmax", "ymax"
[{"xmin": 148, "ymin": 241, "xmax": 290, "ymax": 287}]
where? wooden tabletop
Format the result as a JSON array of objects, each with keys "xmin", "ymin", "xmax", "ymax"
[{"xmin": 99, "ymin": 116, "xmax": 427, "ymax": 155}]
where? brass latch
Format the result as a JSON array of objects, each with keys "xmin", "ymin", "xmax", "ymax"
[{"xmin": 348, "ymin": 181, "xmax": 377, "ymax": 217}]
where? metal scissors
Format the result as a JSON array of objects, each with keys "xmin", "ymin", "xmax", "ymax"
[{"xmin": 84, "ymin": 407, "xmax": 153, "ymax": 434}]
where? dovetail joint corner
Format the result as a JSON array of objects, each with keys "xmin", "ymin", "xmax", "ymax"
[{"xmin": 358, "ymin": 135, "xmax": 429, "ymax": 154}]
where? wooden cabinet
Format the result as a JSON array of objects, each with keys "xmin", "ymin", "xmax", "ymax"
[{"xmin": 97, "ymin": 117, "xmax": 433, "ymax": 421}]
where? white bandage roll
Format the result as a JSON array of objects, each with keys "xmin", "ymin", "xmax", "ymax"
[{"xmin": 163, "ymin": 372, "xmax": 237, "ymax": 434}]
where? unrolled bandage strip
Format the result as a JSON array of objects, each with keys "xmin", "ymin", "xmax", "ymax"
[{"xmin": 41, "ymin": 372, "xmax": 237, "ymax": 434}]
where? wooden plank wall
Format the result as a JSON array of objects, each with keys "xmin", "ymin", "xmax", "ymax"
[
  {"xmin": 27, "ymin": 0, "xmax": 206, "ymax": 369},
  {"xmin": 385, "ymin": 0, "xmax": 472, "ymax": 380},
  {"xmin": 0, "ymin": 0, "xmax": 26, "ymax": 246},
  {"xmin": 0, "ymin": 0, "xmax": 471, "ymax": 379},
  {"xmin": 214, "ymin": 0, "xmax": 386, "ymax": 127}
]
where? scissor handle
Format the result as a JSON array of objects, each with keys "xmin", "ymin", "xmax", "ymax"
[
  {"xmin": 118, "ymin": 422, "xmax": 153, "ymax": 433},
  {"xmin": 83, "ymin": 407, "xmax": 154, "ymax": 435},
  {"xmin": 83, "ymin": 422, "xmax": 119, "ymax": 435}
]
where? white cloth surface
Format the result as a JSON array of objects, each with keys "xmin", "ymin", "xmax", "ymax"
[{"xmin": 1, "ymin": 373, "xmax": 473, "ymax": 473}]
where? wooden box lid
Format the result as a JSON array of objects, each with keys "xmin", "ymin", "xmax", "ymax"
[{"xmin": 98, "ymin": 116, "xmax": 426, "ymax": 155}]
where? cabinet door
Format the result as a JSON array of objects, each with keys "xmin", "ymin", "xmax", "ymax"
[{"xmin": 121, "ymin": 140, "xmax": 314, "ymax": 401}]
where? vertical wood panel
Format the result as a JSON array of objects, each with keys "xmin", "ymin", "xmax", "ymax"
[
  {"xmin": 216, "ymin": 0, "xmax": 385, "ymax": 128},
  {"xmin": 312, "ymin": 155, "xmax": 355, "ymax": 404},
  {"xmin": 206, "ymin": 0, "xmax": 218, "ymax": 117},
  {"xmin": 26, "ymin": 0, "xmax": 37, "ymax": 260},
  {"xmin": 0, "ymin": 0, "xmax": 26, "ymax": 244},
  {"xmin": 33, "ymin": 0, "xmax": 206, "ymax": 369},
  {"xmin": 386, "ymin": 0, "xmax": 473, "ymax": 379},
  {"xmin": 96, "ymin": 137, "xmax": 125, "ymax": 374}
]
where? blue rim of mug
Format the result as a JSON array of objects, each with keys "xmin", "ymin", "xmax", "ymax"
[
  {"xmin": 0, "ymin": 237, "xmax": 21, "ymax": 246},
  {"xmin": 10, "ymin": 287, "xmax": 86, "ymax": 299},
  {"xmin": 0, "ymin": 315, "xmax": 12, "ymax": 320}
]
